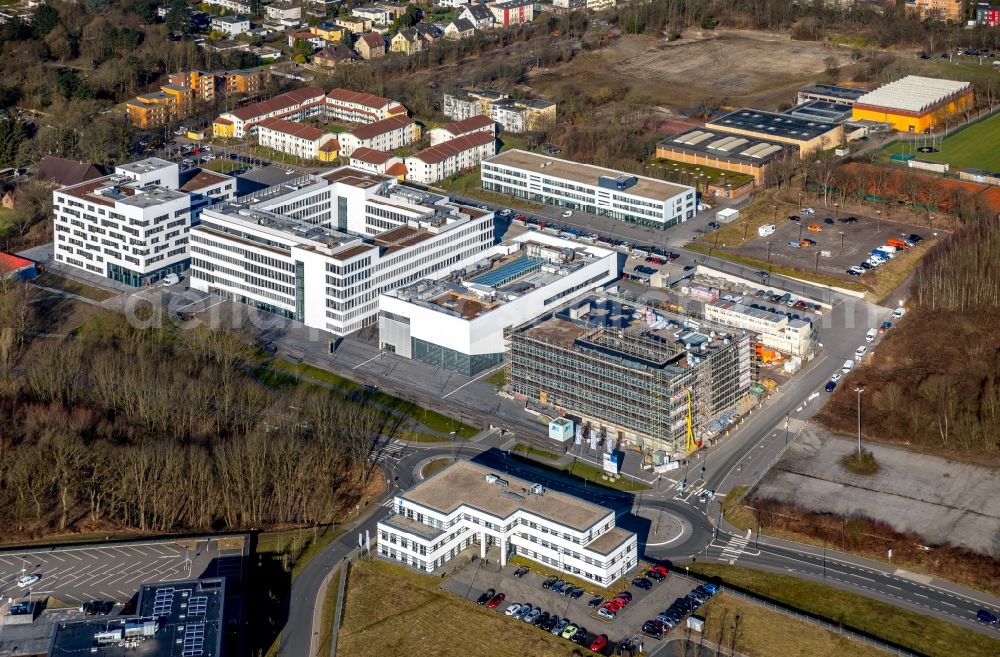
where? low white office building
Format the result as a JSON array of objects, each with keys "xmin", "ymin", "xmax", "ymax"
[
  {"xmin": 379, "ymin": 232, "xmax": 617, "ymax": 375},
  {"xmin": 52, "ymin": 158, "xmax": 198, "ymax": 286},
  {"xmin": 481, "ymin": 149, "xmax": 697, "ymax": 228},
  {"xmin": 189, "ymin": 168, "xmax": 494, "ymax": 334},
  {"xmin": 377, "ymin": 460, "xmax": 638, "ymax": 586},
  {"xmin": 704, "ymin": 299, "xmax": 813, "ymax": 356}
]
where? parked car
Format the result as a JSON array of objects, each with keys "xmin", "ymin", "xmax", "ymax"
[
  {"xmin": 561, "ymin": 210, "xmax": 573, "ymax": 218},
  {"xmin": 542, "ymin": 576, "xmax": 558, "ymax": 589},
  {"xmin": 561, "ymin": 624, "xmax": 579, "ymax": 640},
  {"xmin": 487, "ymin": 593, "xmax": 505, "ymax": 609},
  {"xmin": 825, "ymin": 380, "xmax": 837, "ymax": 393},
  {"xmin": 632, "ymin": 577, "xmax": 653, "ymax": 590},
  {"xmin": 807, "ymin": 224, "xmax": 822, "ymax": 232},
  {"xmin": 892, "ymin": 307, "xmax": 906, "ymax": 319},
  {"xmin": 16, "ymin": 574, "xmax": 40, "ymax": 587},
  {"xmin": 787, "ymin": 241, "xmax": 801, "ymax": 249},
  {"xmin": 855, "ymin": 345, "xmax": 868, "ymax": 360},
  {"xmin": 569, "ymin": 587, "xmax": 585, "ymax": 599},
  {"xmin": 590, "ymin": 635, "xmax": 609, "ymax": 651},
  {"xmin": 162, "ymin": 272, "xmax": 180, "ymax": 286},
  {"xmin": 879, "ymin": 321, "xmax": 892, "ymax": 332},
  {"xmin": 646, "ymin": 570, "xmax": 665, "ymax": 581},
  {"xmin": 824, "ymin": 218, "xmax": 834, "ymax": 224},
  {"xmin": 597, "ymin": 607, "xmax": 616, "ymax": 620},
  {"xmin": 535, "ymin": 611, "xmax": 550, "ymax": 627},
  {"xmin": 523, "ymin": 608, "xmax": 541, "ymax": 624},
  {"xmin": 866, "ymin": 328, "xmax": 878, "ymax": 342},
  {"xmin": 513, "ymin": 566, "xmax": 529, "ymax": 577},
  {"xmin": 643, "ymin": 620, "xmax": 666, "ymax": 639},
  {"xmin": 649, "ymin": 564, "xmax": 669, "ymax": 576},
  {"xmin": 552, "ymin": 618, "xmax": 570, "ymax": 635},
  {"xmin": 588, "ymin": 595, "xmax": 604, "ymax": 608},
  {"xmin": 551, "ymin": 580, "xmax": 567, "ymax": 593},
  {"xmin": 476, "ymin": 588, "xmax": 496, "ymax": 605},
  {"xmin": 847, "ymin": 268, "xmax": 863, "ymax": 276},
  {"xmin": 572, "ymin": 627, "xmax": 589, "ymax": 645},
  {"xmin": 512, "ymin": 604, "xmax": 533, "ymax": 620},
  {"xmin": 505, "ymin": 603, "xmax": 523, "ymax": 616},
  {"xmin": 701, "ymin": 582, "xmax": 720, "ymax": 595},
  {"xmin": 801, "ymin": 207, "xmax": 815, "ymax": 214},
  {"xmin": 842, "ymin": 360, "xmax": 854, "ymax": 373}
]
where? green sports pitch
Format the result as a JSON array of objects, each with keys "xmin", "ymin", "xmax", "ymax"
[{"xmin": 882, "ymin": 111, "xmax": 1000, "ymax": 172}]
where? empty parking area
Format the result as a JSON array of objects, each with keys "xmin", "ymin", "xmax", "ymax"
[
  {"xmin": 442, "ymin": 559, "xmax": 695, "ymax": 651},
  {"xmin": 0, "ymin": 538, "xmax": 229, "ymax": 604}
]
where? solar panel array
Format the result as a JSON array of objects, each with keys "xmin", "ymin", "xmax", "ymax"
[
  {"xmin": 182, "ymin": 622, "xmax": 205, "ymax": 657},
  {"xmin": 153, "ymin": 588, "xmax": 175, "ymax": 617},
  {"xmin": 188, "ymin": 596, "xmax": 208, "ymax": 616},
  {"xmin": 471, "ymin": 256, "xmax": 543, "ymax": 288}
]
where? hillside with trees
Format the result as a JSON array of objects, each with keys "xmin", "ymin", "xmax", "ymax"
[
  {"xmin": 816, "ymin": 214, "xmax": 1000, "ymax": 464},
  {"xmin": 0, "ymin": 283, "xmax": 386, "ymax": 541}
]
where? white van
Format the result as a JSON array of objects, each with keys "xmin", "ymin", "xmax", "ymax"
[
  {"xmin": 842, "ymin": 360, "xmax": 854, "ymax": 373},
  {"xmin": 865, "ymin": 328, "xmax": 878, "ymax": 342},
  {"xmin": 855, "ymin": 345, "xmax": 868, "ymax": 360},
  {"xmin": 758, "ymin": 223, "xmax": 776, "ymax": 237}
]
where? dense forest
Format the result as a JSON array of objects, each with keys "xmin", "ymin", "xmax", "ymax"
[
  {"xmin": 816, "ymin": 214, "xmax": 1000, "ymax": 462},
  {"xmin": 0, "ymin": 282, "xmax": 386, "ymax": 539}
]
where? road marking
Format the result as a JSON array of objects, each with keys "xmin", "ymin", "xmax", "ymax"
[
  {"xmin": 352, "ymin": 353, "xmax": 383, "ymax": 370},
  {"xmin": 442, "ymin": 364, "xmax": 503, "ymax": 399},
  {"xmin": 48, "ymin": 553, "xmax": 66, "ymax": 562}
]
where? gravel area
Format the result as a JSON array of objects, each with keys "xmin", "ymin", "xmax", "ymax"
[{"xmin": 754, "ymin": 423, "xmax": 1000, "ymax": 557}]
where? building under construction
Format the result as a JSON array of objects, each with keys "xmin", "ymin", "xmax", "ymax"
[{"xmin": 508, "ymin": 294, "xmax": 754, "ymax": 455}]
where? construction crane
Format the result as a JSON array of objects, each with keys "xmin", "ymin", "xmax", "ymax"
[{"xmin": 683, "ymin": 387, "xmax": 700, "ymax": 453}]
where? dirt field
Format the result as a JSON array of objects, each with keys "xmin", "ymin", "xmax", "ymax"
[{"xmin": 531, "ymin": 30, "xmax": 855, "ymax": 113}]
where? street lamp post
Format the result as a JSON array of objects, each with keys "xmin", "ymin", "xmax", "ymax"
[
  {"xmin": 839, "ymin": 231, "xmax": 845, "ymax": 255},
  {"xmin": 854, "ymin": 386, "xmax": 865, "ymax": 456},
  {"xmin": 798, "ymin": 223, "xmax": 804, "ymax": 241},
  {"xmin": 814, "ymin": 250, "xmax": 820, "ymax": 272},
  {"xmin": 834, "ymin": 202, "xmax": 840, "ymax": 222},
  {"xmin": 766, "ymin": 241, "xmax": 772, "ymax": 263}
]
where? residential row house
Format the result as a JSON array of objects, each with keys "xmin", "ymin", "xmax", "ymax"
[
  {"xmin": 338, "ymin": 115, "xmax": 419, "ymax": 157},
  {"xmin": 256, "ymin": 118, "xmax": 340, "ymax": 161},
  {"xmin": 213, "ymin": 87, "xmax": 407, "ymax": 138},
  {"xmin": 443, "ymin": 88, "xmax": 556, "ymax": 134}
]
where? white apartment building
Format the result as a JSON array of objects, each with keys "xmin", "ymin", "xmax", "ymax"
[
  {"xmin": 265, "ymin": 1, "xmax": 301, "ymax": 21},
  {"xmin": 402, "ymin": 131, "xmax": 496, "ymax": 184},
  {"xmin": 429, "ymin": 114, "xmax": 495, "ymax": 146},
  {"xmin": 325, "ymin": 88, "xmax": 407, "ymax": 124},
  {"xmin": 443, "ymin": 89, "xmax": 555, "ymax": 134},
  {"xmin": 189, "ymin": 168, "xmax": 494, "ymax": 334},
  {"xmin": 215, "ymin": 87, "xmax": 327, "ymax": 138},
  {"xmin": 379, "ymin": 232, "xmax": 618, "ymax": 375},
  {"xmin": 586, "ymin": 0, "xmax": 617, "ymax": 10},
  {"xmin": 257, "ymin": 118, "xmax": 339, "ymax": 159},
  {"xmin": 337, "ymin": 115, "xmax": 417, "ymax": 157},
  {"xmin": 438, "ymin": 0, "xmax": 469, "ymax": 7},
  {"xmin": 482, "ymin": 150, "xmax": 697, "ymax": 228},
  {"xmin": 349, "ymin": 148, "xmax": 405, "ymax": 176},
  {"xmin": 352, "ymin": 6, "xmax": 391, "ymax": 24},
  {"xmin": 377, "ymin": 460, "xmax": 638, "ymax": 586},
  {"xmin": 211, "ymin": 16, "xmax": 251, "ymax": 37},
  {"xmin": 203, "ymin": 0, "xmax": 250, "ymax": 13},
  {"xmin": 704, "ymin": 299, "xmax": 813, "ymax": 356},
  {"xmin": 53, "ymin": 159, "xmax": 201, "ymax": 286}
]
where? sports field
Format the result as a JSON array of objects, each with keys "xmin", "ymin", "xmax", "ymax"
[{"xmin": 882, "ymin": 111, "xmax": 1000, "ymax": 172}]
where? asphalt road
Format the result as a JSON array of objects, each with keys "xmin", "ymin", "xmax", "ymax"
[{"xmin": 0, "ymin": 539, "xmax": 225, "ymax": 604}]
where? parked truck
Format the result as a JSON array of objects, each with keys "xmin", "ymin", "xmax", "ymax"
[{"xmin": 886, "ymin": 238, "xmax": 910, "ymax": 249}]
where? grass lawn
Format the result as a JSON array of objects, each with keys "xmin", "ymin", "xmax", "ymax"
[
  {"xmin": 256, "ymin": 524, "xmax": 345, "ymax": 580},
  {"xmin": 511, "ymin": 443, "xmax": 561, "ymax": 461},
  {"xmin": 687, "ymin": 564, "xmax": 1000, "ymax": 657},
  {"xmin": 200, "ymin": 158, "xmax": 244, "ymax": 174},
  {"xmin": 649, "ymin": 158, "xmax": 754, "ymax": 190},
  {"xmin": 316, "ymin": 567, "xmax": 342, "ymax": 657},
  {"xmin": 507, "ymin": 452, "xmax": 651, "ymax": 492},
  {"xmin": 862, "ymin": 238, "xmax": 936, "ymax": 304},
  {"xmin": 261, "ymin": 359, "xmax": 479, "ymax": 439},
  {"xmin": 881, "ymin": 111, "xmax": 1000, "ymax": 171},
  {"xmin": 249, "ymin": 145, "xmax": 309, "ymax": 167},
  {"xmin": 699, "ymin": 593, "xmax": 894, "ymax": 657},
  {"xmin": 0, "ymin": 206, "xmax": 14, "ymax": 236},
  {"xmin": 421, "ymin": 458, "xmax": 452, "ymax": 478},
  {"xmin": 436, "ymin": 170, "xmax": 545, "ymax": 211},
  {"xmin": 485, "ymin": 368, "xmax": 507, "ymax": 387},
  {"xmin": 339, "ymin": 559, "xmax": 578, "ymax": 657},
  {"xmin": 686, "ymin": 244, "xmax": 867, "ymax": 293},
  {"xmin": 698, "ymin": 192, "xmax": 800, "ymax": 249},
  {"xmin": 323, "ymin": 123, "xmax": 347, "ymax": 134},
  {"xmin": 34, "ymin": 271, "xmax": 117, "ymax": 302}
]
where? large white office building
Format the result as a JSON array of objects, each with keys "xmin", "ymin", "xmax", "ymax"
[
  {"xmin": 481, "ymin": 149, "xmax": 697, "ymax": 228},
  {"xmin": 377, "ymin": 460, "xmax": 638, "ymax": 587},
  {"xmin": 189, "ymin": 167, "xmax": 494, "ymax": 335},
  {"xmin": 378, "ymin": 232, "xmax": 618, "ymax": 375},
  {"xmin": 53, "ymin": 158, "xmax": 234, "ymax": 286}
]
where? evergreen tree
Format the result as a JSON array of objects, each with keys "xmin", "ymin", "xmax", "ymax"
[
  {"xmin": 33, "ymin": 3, "xmax": 60, "ymax": 39},
  {"xmin": 0, "ymin": 115, "xmax": 23, "ymax": 168},
  {"xmin": 165, "ymin": 0, "xmax": 192, "ymax": 34}
]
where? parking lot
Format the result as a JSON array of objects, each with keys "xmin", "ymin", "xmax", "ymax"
[
  {"xmin": 0, "ymin": 537, "xmax": 242, "ymax": 604},
  {"xmin": 728, "ymin": 210, "xmax": 929, "ymax": 281},
  {"xmin": 442, "ymin": 557, "xmax": 703, "ymax": 653}
]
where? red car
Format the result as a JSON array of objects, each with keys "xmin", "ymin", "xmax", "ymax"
[
  {"xmin": 590, "ymin": 635, "xmax": 608, "ymax": 651},
  {"xmin": 603, "ymin": 599, "xmax": 624, "ymax": 613},
  {"xmin": 649, "ymin": 564, "xmax": 669, "ymax": 576},
  {"xmin": 486, "ymin": 593, "xmax": 505, "ymax": 609},
  {"xmin": 615, "ymin": 591, "xmax": 633, "ymax": 605}
]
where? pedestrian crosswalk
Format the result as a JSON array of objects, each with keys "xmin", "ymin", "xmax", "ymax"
[
  {"xmin": 369, "ymin": 439, "xmax": 406, "ymax": 463},
  {"xmin": 718, "ymin": 533, "xmax": 750, "ymax": 564}
]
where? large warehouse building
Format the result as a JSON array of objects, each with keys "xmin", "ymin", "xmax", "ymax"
[
  {"xmin": 377, "ymin": 460, "xmax": 637, "ymax": 586},
  {"xmin": 852, "ymin": 76, "xmax": 973, "ymax": 133},
  {"xmin": 508, "ymin": 295, "xmax": 754, "ymax": 455},
  {"xmin": 655, "ymin": 129, "xmax": 797, "ymax": 185},
  {"xmin": 378, "ymin": 232, "xmax": 618, "ymax": 376},
  {"xmin": 707, "ymin": 109, "xmax": 843, "ymax": 157},
  {"xmin": 481, "ymin": 149, "xmax": 696, "ymax": 228}
]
